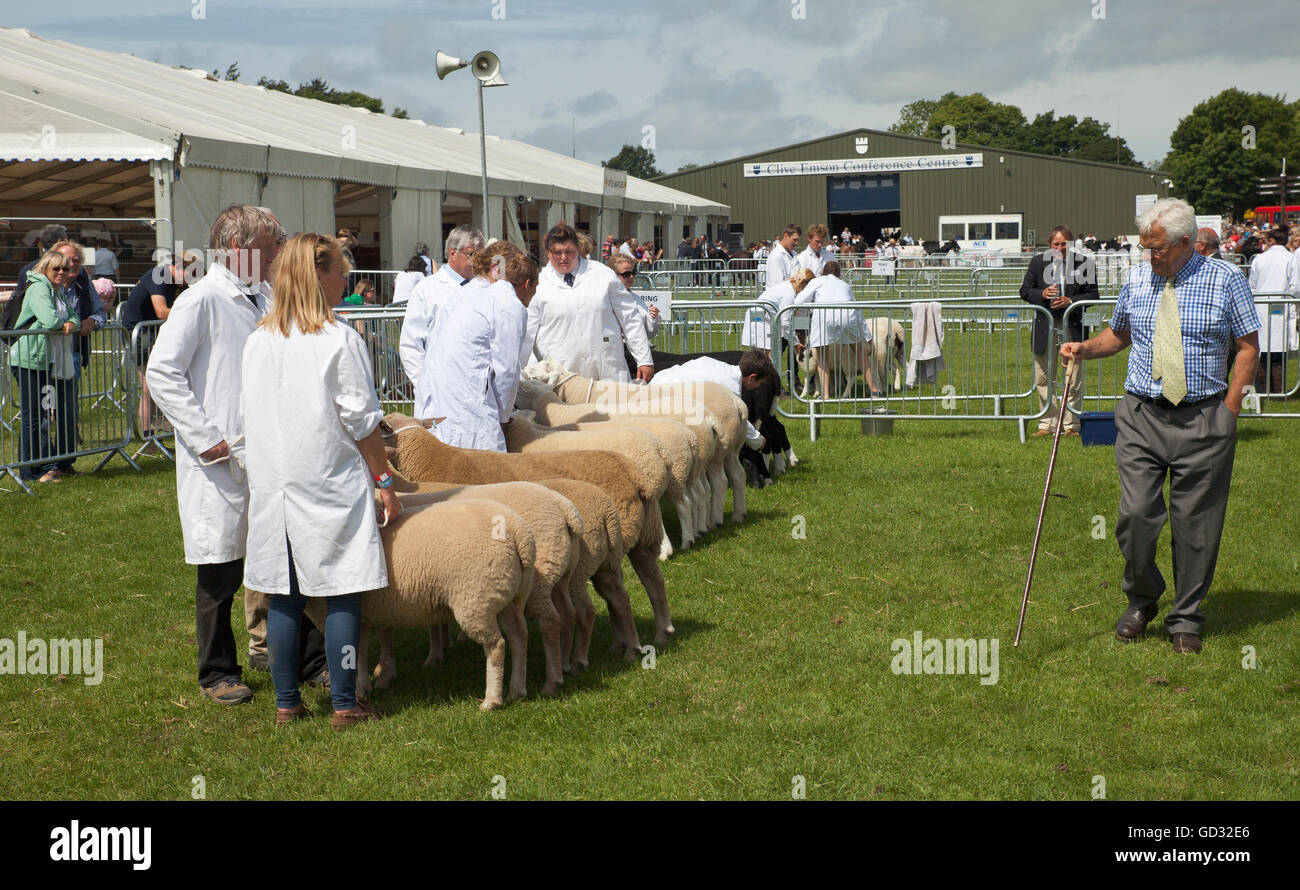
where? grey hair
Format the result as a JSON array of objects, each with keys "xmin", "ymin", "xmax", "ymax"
[
  {"xmin": 445, "ymin": 225, "xmax": 485, "ymax": 258},
  {"xmin": 1137, "ymin": 197, "xmax": 1196, "ymax": 245},
  {"xmin": 38, "ymin": 224, "xmax": 68, "ymax": 245},
  {"xmin": 208, "ymin": 204, "xmax": 281, "ymax": 251}
]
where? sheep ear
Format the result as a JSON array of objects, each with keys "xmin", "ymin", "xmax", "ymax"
[
  {"xmin": 384, "ymin": 445, "xmax": 398, "ymax": 462},
  {"xmin": 378, "ymin": 418, "xmax": 394, "ymax": 436},
  {"xmin": 420, "ymin": 417, "xmax": 437, "ymax": 429}
]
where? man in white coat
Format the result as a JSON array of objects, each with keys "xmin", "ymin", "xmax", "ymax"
[
  {"xmin": 764, "ymin": 224, "xmax": 801, "ymax": 288},
  {"xmin": 797, "ymin": 224, "xmax": 835, "ymax": 275},
  {"xmin": 524, "ymin": 223, "xmax": 654, "ymax": 383},
  {"xmin": 399, "ymin": 225, "xmax": 484, "ymax": 416},
  {"xmin": 1247, "ymin": 227, "xmax": 1300, "ymax": 394},
  {"xmin": 146, "ymin": 204, "xmax": 283, "ymax": 705}
]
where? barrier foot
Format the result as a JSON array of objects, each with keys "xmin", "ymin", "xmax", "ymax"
[
  {"xmin": 1017, "ymin": 418, "xmax": 1027, "ymax": 444},
  {"xmin": 101, "ymin": 447, "xmax": 143, "ymax": 473},
  {"xmin": 809, "ymin": 402, "xmax": 819, "ymax": 443},
  {"xmin": 2, "ymin": 467, "xmax": 35, "ymax": 496}
]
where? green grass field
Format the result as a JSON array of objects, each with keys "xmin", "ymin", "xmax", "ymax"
[{"xmin": 2, "ymin": 413, "xmax": 1297, "ymax": 801}]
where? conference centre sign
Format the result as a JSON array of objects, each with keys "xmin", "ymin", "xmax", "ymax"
[{"xmin": 744, "ymin": 153, "xmax": 984, "ymax": 178}]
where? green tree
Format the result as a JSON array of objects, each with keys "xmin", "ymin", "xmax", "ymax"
[
  {"xmin": 1022, "ymin": 111, "xmax": 1138, "ymax": 166},
  {"xmin": 674, "ymin": 162, "xmax": 701, "ymax": 173},
  {"xmin": 888, "ymin": 97, "xmax": 939, "ymax": 136},
  {"xmin": 1164, "ymin": 89, "xmax": 1299, "ymax": 216},
  {"xmin": 602, "ymin": 144, "xmax": 662, "ymax": 179}
]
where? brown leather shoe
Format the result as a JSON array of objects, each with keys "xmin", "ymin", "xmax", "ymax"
[
  {"xmin": 1062, "ymin": 429, "xmax": 1081, "ymax": 437},
  {"xmin": 200, "ymin": 677, "xmax": 253, "ymax": 704},
  {"xmin": 1031, "ymin": 428, "xmax": 1053, "ymax": 437},
  {"xmin": 331, "ymin": 700, "xmax": 384, "ymax": 730},
  {"xmin": 275, "ymin": 703, "xmax": 312, "ymax": 726},
  {"xmin": 1170, "ymin": 633, "xmax": 1202, "ymax": 654},
  {"xmin": 1115, "ymin": 603, "xmax": 1159, "ymax": 641}
]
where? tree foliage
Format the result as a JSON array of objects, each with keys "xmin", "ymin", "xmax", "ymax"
[
  {"xmin": 220, "ymin": 68, "xmax": 409, "ymax": 118},
  {"xmin": 1163, "ymin": 89, "xmax": 1299, "ymax": 216},
  {"xmin": 602, "ymin": 144, "xmax": 662, "ymax": 179},
  {"xmin": 889, "ymin": 92, "xmax": 1138, "ymax": 166}
]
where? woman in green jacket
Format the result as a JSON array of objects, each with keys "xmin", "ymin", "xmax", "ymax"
[{"xmin": 8, "ymin": 248, "xmax": 79, "ymax": 483}]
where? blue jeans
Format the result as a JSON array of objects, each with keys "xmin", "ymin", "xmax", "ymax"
[
  {"xmin": 11, "ymin": 366, "xmax": 75, "ymax": 480},
  {"xmin": 266, "ymin": 541, "xmax": 362, "ymax": 711}
]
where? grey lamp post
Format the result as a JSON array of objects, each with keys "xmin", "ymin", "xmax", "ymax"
[{"xmin": 436, "ymin": 50, "xmax": 508, "ymax": 239}]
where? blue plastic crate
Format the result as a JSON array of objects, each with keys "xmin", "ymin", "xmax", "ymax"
[{"xmin": 1079, "ymin": 411, "xmax": 1117, "ymax": 446}]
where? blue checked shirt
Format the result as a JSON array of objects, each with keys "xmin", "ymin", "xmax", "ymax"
[{"xmin": 1110, "ymin": 252, "xmax": 1258, "ymax": 401}]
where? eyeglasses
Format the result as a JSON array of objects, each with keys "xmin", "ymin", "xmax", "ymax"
[
  {"xmin": 1144, "ymin": 242, "xmax": 1177, "ymax": 257},
  {"xmin": 548, "ymin": 248, "xmax": 578, "ymax": 259},
  {"xmin": 617, "ymin": 270, "xmax": 635, "ymax": 279}
]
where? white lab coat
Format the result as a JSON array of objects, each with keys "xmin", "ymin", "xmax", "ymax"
[
  {"xmin": 399, "ymin": 264, "xmax": 467, "ymax": 416},
  {"xmin": 650, "ymin": 357, "xmax": 762, "ymax": 448},
  {"xmin": 764, "ymin": 244, "xmax": 797, "ymax": 289},
  {"xmin": 390, "ymin": 270, "xmax": 425, "ymax": 305},
  {"xmin": 627, "ymin": 287, "xmax": 660, "ymax": 341},
  {"xmin": 422, "ymin": 278, "xmax": 527, "ymax": 452},
  {"xmin": 795, "ymin": 275, "xmax": 867, "ymax": 348},
  {"xmin": 241, "ymin": 320, "xmax": 387, "ymax": 596},
  {"xmin": 524, "ymin": 258, "xmax": 652, "ymax": 382},
  {"xmin": 145, "ymin": 263, "xmax": 268, "ymax": 565},
  {"xmin": 741, "ymin": 279, "xmax": 798, "ymax": 349},
  {"xmin": 1248, "ymin": 244, "xmax": 1300, "ymax": 353},
  {"xmin": 797, "ymin": 245, "xmax": 835, "ymax": 275}
]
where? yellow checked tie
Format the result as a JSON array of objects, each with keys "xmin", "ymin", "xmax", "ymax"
[{"xmin": 1151, "ymin": 280, "xmax": 1187, "ymax": 405}]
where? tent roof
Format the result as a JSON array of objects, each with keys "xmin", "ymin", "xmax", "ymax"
[{"xmin": 0, "ymin": 27, "xmax": 727, "ymax": 216}]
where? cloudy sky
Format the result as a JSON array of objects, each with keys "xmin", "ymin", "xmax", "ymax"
[{"xmin": 11, "ymin": 0, "xmax": 1299, "ymax": 171}]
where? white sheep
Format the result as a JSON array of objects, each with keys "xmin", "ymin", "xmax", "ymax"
[
  {"xmin": 383, "ymin": 416, "xmax": 676, "ymax": 647},
  {"xmin": 299, "ymin": 498, "xmax": 535, "ymax": 710},
  {"xmin": 515, "ymin": 380, "xmax": 705, "ymax": 552},
  {"xmin": 375, "ymin": 480, "xmax": 582, "ymax": 698}
]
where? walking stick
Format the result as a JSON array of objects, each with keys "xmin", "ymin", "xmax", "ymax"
[{"xmin": 1014, "ymin": 355, "xmax": 1080, "ymax": 647}]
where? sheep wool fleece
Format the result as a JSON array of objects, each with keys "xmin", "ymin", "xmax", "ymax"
[{"xmin": 241, "ymin": 320, "xmax": 388, "ymax": 597}]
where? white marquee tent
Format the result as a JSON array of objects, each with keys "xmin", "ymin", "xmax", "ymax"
[{"xmin": 0, "ymin": 27, "xmax": 728, "ymax": 268}]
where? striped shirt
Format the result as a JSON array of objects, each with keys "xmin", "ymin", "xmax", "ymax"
[{"xmin": 1111, "ymin": 251, "xmax": 1258, "ymax": 401}]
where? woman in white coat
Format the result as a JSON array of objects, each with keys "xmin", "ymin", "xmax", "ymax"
[
  {"xmin": 741, "ymin": 268, "xmax": 814, "ymax": 360},
  {"xmin": 523, "ymin": 223, "xmax": 654, "ymax": 383},
  {"xmin": 241, "ymin": 234, "xmax": 401, "ymax": 728},
  {"xmin": 793, "ymin": 261, "xmax": 877, "ymax": 398},
  {"xmin": 420, "ymin": 243, "xmax": 538, "ymax": 451}
]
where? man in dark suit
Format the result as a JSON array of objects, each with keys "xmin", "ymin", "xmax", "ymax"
[{"xmin": 1020, "ymin": 225, "xmax": 1098, "ymax": 436}]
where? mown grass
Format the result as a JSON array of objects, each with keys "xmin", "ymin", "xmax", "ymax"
[{"xmin": 2, "ymin": 412, "xmax": 1297, "ymax": 801}]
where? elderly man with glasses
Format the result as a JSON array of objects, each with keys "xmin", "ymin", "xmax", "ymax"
[
  {"xmin": 523, "ymin": 223, "xmax": 654, "ymax": 382},
  {"xmin": 399, "ymin": 225, "xmax": 485, "ymax": 416},
  {"xmin": 1061, "ymin": 198, "xmax": 1259, "ymax": 655}
]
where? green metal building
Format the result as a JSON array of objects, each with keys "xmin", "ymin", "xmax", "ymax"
[{"xmin": 653, "ymin": 128, "xmax": 1172, "ymax": 249}]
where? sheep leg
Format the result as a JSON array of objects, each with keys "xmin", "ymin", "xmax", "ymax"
[
  {"xmin": 375, "ymin": 627, "xmax": 398, "ymax": 690},
  {"xmin": 567, "ymin": 578, "xmax": 597, "ymax": 673},
  {"xmin": 355, "ymin": 623, "xmax": 373, "ymax": 702},
  {"xmin": 458, "ymin": 614, "xmax": 507, "ymax": 711},
  {"xmin": 658, "ymin": 514, "xmax": 674, "ymax": 561},
  {"xmin": 499, "ymin": 603, "xmax": 529, "ymax": 704},
  {"xmin": 551, "ymin": 584, "xmax": 576, "ymax": 674},
  {"xmin": 672, "ymin": 494, "xmax": 694, "ymax": 551},
  {"xmin": 592, "ymin": 566, "xmax": 641, "ymax": 663},
  {"xmin": 691, "ymin": 475, "xmax": 710, "ymax": 537},
  {"xmin": 772, "ymin": 450, "xmax": 787, "ymax": 475},
  {"xmin": 627, "ymin": 545, "xmax": 674, "ymax": 646},
  {"xmin": 724, "ymin": 450, "xmax": 747, "ymax": 523},
  {"xmin": 707, "ymin": 458, "xmax": 727, "ymax": 528},
  {"xmin": 528, "ymin": 592, "xmax": 565, "ymax": 697},
  {"xmin": 424, "ymin": 625, "xmax": 444, "ymax": 667}
]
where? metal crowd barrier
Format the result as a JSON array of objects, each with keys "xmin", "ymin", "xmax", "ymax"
[
  {"xmin": 346, "ymin": 270, "xmax": 403, "ymax": 305},
  {"xmin": 1060, "ymin": 296, "xmax": 1300, "ymax": 422},
  {"xmin": 332, "ymin": 306, "xmax": 415, "ymax": 414},
  {"xmin": 768, "ymin": 300, "xmax": 1053, "ymax": 441},
  {"xmin": 1, "ymin": 325, "xmax": 139, "ymax": 494},
  {"xmin": 640, "ymin": 259, "xmax": 726, "ymax": 273},
  {"xmin": 130, "ymin": 320, "xmax": 176, "ymax": 460}
]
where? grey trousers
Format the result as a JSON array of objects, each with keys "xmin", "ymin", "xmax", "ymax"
[{"xmin": 1114, "ymin": 393, "xmax": 1237, "ymax": 635}]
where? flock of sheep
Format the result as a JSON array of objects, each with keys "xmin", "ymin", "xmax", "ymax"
[{"xmin": 309, "ymin": 360, "xmax": 758, "ymax": 710}]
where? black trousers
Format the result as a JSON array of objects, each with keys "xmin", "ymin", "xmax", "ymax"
[{"xmin": 195, "ymin": 558, "xmax": 326, "ymax": 689}]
